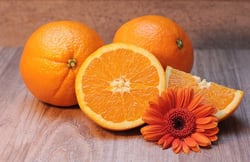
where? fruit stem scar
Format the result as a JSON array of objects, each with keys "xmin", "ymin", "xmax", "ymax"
[
  {"xmin": 67, "ymin": 58, "xmax": 77, "ymax": 68},
  {"xmin": 176, "ymin": 39, "xmax": 183, "ymax": 49}
]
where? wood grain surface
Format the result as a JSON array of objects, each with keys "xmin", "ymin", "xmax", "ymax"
[
  {"xmin": 0, "ymin": 47, "xmax": 249, "ymax": 162},
  {"xmin": 1, "ymin": 0, "xmax": 250, "ymax": 161}
]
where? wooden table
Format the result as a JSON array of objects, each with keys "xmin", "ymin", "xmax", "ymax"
[{"xmin": 0, "ymin": 47, "xmax": 249, "ymax": 162}]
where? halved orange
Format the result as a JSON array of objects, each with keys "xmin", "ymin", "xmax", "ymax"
[
  {"xmin": 166, "ymin": 66, "xmax": 244, "ymax": 121},
  {"xmin": 75, "ymin": 43, "xmax": 165, "ymax": 130}
]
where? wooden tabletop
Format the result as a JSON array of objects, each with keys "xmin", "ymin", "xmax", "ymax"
[
  {"xmin": 1, "ymin": 0, "xmax": 250, "ymax": 161},
  {"xmin": 0, "ymin": 47, "xmax": 249, "ymax": 162}
]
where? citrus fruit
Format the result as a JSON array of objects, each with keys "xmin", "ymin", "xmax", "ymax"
[
  {"xmin": 113, "ymin": 15, "xmax": 194, "ymax": 72},
  {"xmin": 166, "ymin": 66, "xmax": 244, "ymax": 121},
  {"xmin": 75, "ymin": 43, "xmax": 165, "ymax": 130},
  {"xmin": 20, "ymin": 20, "xmax": 104, "ymax": 107}
]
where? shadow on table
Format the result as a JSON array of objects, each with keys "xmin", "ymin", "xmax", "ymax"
[{"xmin": 218, "ymin": 115, "xmax": 249, "ymax": 136}]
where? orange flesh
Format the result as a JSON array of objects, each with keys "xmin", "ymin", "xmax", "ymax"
[
  {"xmin": 199, "ymin": 83, "xmax": 235, "ymax": 110},
  {"xmin": 81, "ymin": 49, "xmax": 161, "ymax": 122},
  {"xmin": 166, "ymin": 67, "xmax": 242, "ymax": 119}
]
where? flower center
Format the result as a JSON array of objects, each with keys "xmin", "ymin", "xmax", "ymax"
[
  {"xmin": 164, "ymin": 109, "xmax": 196, "ymax": 138},
  {"xmin": 172, "ymin": 116, "xmax": 185, "ymax": 130}
]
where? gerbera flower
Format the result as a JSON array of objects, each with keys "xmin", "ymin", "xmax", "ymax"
[{"xmin": 141, "ymin": 88, "xmax": 219, "ymax": 154}]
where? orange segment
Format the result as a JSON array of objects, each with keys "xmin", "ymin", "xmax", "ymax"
[
  {"xmin": 166, "ymin": 66, "xmax": 244, "ymax": 121},
  {"xmin": 75, "ymin": 43, "xmax": 165, "ymax": 130}
]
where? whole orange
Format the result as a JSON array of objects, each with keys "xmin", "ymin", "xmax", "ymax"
[
  {"xmin": 20, "ymin": 20, "xmax": 104, "ymax": 106},
  {"xmin": 113, "ymin": 15, "xmax": 194, "ymax": 72}
]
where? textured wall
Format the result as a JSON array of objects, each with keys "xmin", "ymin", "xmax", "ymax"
[{"xmin": 0, "ymin": 0, "xmax": 249, "ymax": 48}]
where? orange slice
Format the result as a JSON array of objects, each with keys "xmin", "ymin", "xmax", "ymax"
[
  {"xmin": 166, "ymin": 66, "xmax": 244, "ymax": 121},
  {"xmin": 75, "ymin": 43, "xmax": 165, "ymax": 130}
]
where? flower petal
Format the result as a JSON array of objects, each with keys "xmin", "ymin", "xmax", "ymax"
[
  {"xmin": 141, "ymin": 125, "xmax": 166, "ymax": 141},
  {"xmin": 142, "ymin": 112, "xmax": 164, "ymax": 124},
  {"xmin": 176, "ymin": 88, "xmax": 194, "ymax": 108},
  {"xmin": 141, "ymin": 133, "xmax": 162, "ymax": 141},
  {"xmin": 158, "ymin": 134, "xmax": 175, "ymax": 149},
  {"xmin": 176, "ymin": 88, "xmax": 185, "ymax": 108},
  {"xmin": 196, "ymin": 116, "xmax": 218, "ymax": 124},
  {"xmin": 184, "ymin": 137, "xmax": 198, "ymax": 148},
  {"xmin": 196, "ymin": 108, "xmax": 217, "ymax": 118},
  {"xmin": 209, "ymin": 136, "xmax": 218, "ymax": 142},
  {"xmin": 182, "ymin": 141, "xmax": 190, "ymax": 154},
  {"xmin": 157, "ymin": 96, "xmax": 168, "ymax": 113},
  {"xmin": 142, "ymin": 102, "xmax": 165, "ymax": 124},
  {"xmin": 196, "ymin": 128, "xmax": 205, "ymax": 133},
  {"xmin": 160, "ymin": 89, "xmax": 176, "ymax": 113},
  {"xmin": 192, "ymin": 105, "xmax": 217, "ymax": 118},
  {"xmin": 172, "ymin": 138, "xmax": 182, "ymax": 153},
  {"xmin": 187, "ymin": 94, "xmax": 204, "ymax": 112},
  {"xmin": 191, "ymin": 145, "xmax": 201, "ymax": 152},
  {"xmin": 204, "ymin": 127, "xmax": 219, "ymax": 136},
  {"xmin": 191, "ymin": 132, "xmax": 211, "ymax": 147},
  {"xmin": 172, "ymin": 138, "xmax": 181, "ymax": 150},
  {"xmin": 158, "ymin": 133, "xmax": 171, "ymax": 144},
  {"xmin": 146, "ymin": 102, "xmax": 163, "ymax": 115},
  {"xmin": 196, "ymin": 122, "xmax": 218, "ymax": 129}
]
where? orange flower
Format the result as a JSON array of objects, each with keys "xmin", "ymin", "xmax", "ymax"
[{"xmin": 141, "ymin": 88, "xmax": 219, "ymax": 154}]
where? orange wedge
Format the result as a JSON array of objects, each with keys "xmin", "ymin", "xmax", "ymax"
[
  {"xmin": 166, "ymin": 66, "xmax": 244, "ymax": 121},
  {"xmin": 75, "ymin": 43, "xmax": 165, "ymax": 130}
]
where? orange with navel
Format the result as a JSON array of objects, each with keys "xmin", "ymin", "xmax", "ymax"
[
  {"xmin": 113, "ymin": 15, "xmax": 194, "ymax": 72},
  {"xmin": 20, "ymin": 20, "xmax": 104, "ymax": 106}
]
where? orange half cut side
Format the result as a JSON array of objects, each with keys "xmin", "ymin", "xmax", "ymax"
[{"xmin": 75, "ymin": 43, "xmax": 165, "ymax": 130}]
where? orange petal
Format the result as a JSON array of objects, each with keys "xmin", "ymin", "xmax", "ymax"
[
  {"xmin": 142, "ymin": 114, "xmax": 164, "ymax": 124},
  {"xmin": 209, "ymin": 136, "xmax": 218, "ymax": 142},
  {"xmin": 196, "ymin": 109, "xmax": 217, "ymax": 118},
  {"xmin": 157, "ymin": 133, "xmax": 172, "ymax": 145},
  {"xmin": 141, "ymin": 133, "xmax": 163, "ymax": 141},
  {"xmin": 196, "ymin": 122, "xmax": 218, "ymax": 129},
  {"xmin": 184, "ymin": 88, "xmax": 194, "ymax": 104},
  {"xmin": 191, "ymin": 104, "xmax": 212, "ymax": 113},
  {"xmin": 204, "ymin": 127, "xmax": 219, "ymax": 136},
  {"xmin": 184, "ymin": 137, "xmax": 198, "ymax": 148},
  {"xmin": 193, "ymin": 105, "xmax": 217, "ymax": 118},
  {"xmin": 176, "ymin": 88, "xmax": 194, "ymax": 109},
  {"xmin": 172, "ymin": 138, "xmax": 181, "ymax": 150},
  {"xmin": 174, "ymin": 144, "xmax": 182, "ymax": 154},
  {"xmin": 172, "ymin": 138, "xmax": 182, "ymax": 154},
  {"xmin": 141, "ymin": 125, "xmax": 164, "ymax": 134},
  {"xmin": 191, "ymin": 132, "xmax": 211, "ymax": 147},
  {"xmin": 145, "ymin": 102, "xmax": 163, "ymax": 117},
  {"xmin": 191, "ymin": 145, "xmax": 201, "ymax": 152},
  {"xmin": 187, "ymin": 95, "xmax": 203, "ymax": 112},
  {"xmin": 176, "ymin": 88, "xmax": 184, "ymax": 108},
  {"xmin": 160, "ymin": 135, "xmax": 174, "ymax": 149},
  {"xmin": 141, "ymin": 125, "xmax": 166, "ymax": 141},
  {"xmin": 196, "ymin": 116, "xmax": 218, "ymax": 124},
  {"xmin": 182, "ymin": 141, "xmax": 190, "ymax": 154},
  {"xmin": 196, "ymin": 128, "xmax": 205, "ymax": 133},
  {"xmin": 159, "ymin": 91, "xmax": 175, "ymax": 114},
  {"xmin": 157, "ymin": 96, "xmax": 171, "ymax": 113}
]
